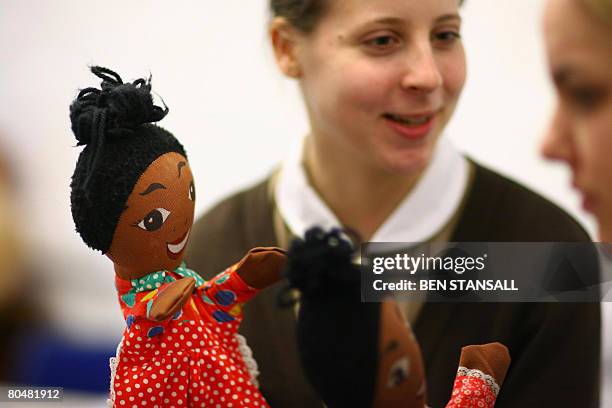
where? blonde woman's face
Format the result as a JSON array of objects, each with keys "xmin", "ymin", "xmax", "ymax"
[
  {"xmin": 292, "ymin": 0, "xmax": 466, "ymax": 174},
  {"xmin": 542, "ymin": 0, "xmax": 612, "ymax": 241}
]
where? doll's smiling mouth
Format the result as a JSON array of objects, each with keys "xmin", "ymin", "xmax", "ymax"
[{"xmin": 167, "ymin": 228, "xmax": 190, "ymax": 259}]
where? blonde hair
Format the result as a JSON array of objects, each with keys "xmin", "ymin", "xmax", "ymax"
[{"xmin": 581, "ymin": 0, "xmax": 612, "ymax": 23}]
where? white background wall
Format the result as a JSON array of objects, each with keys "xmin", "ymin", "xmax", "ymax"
[{"xmin": 0, "ymin": 0, "xmax": 609, "ymax": 403}]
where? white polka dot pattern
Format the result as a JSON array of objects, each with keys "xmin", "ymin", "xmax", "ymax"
[{"xmin": 110, "ymin": 266, "xmax": 267, "ymax": 407}]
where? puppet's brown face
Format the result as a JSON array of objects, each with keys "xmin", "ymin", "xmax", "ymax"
[
  {"xmin": 374, "ymin": 301, "xmax": 427, "ymax": 408},
  {"xmin": 106, "ymin": 152, "xmax": 196, "ymax": 280}
]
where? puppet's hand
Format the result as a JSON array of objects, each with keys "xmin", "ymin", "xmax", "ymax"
[
  {"xmin": 148, "ymin": 277, "xmax": 196, "ymax": 321},
  {"xmin": 235, "ymin": 247, "xmax": 287, "ymax": 289},
  {"xmin": 445, "ymin": 342, "xmax": 510, "ymax": 408}
]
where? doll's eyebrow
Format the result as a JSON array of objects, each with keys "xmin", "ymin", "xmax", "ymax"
[
  {"xmin": 140, "ymin": 183, "xmax": 167, "ymax": 196},
  {"xmin": 177, "ymin": 161, "xmax": 186, "ymax": 178}
]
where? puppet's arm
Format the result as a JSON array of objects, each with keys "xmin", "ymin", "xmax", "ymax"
[
  {"xmin": 120, "ymin": 277, "xmax": 196, "ymax": 329},
  {"xmin": 148, "ymin": 277, "xmax": 196, "ymax": 321},
  {"xmin": 198, "ymin": 248, "xmax": 286, "ymax": 311},
  {"xmin": 234, "ymin": 247, "xmax": 287, "ymax": 289},
  {"xmin": 445, "ymin": 342, "xmax": 511, "ymax": 408}
]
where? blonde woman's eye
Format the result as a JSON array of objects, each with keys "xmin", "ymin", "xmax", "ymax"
[
  {"xmin": 433, "ymin": 31, "xmax": 461, "ymax": 45},
  {"xmin": 136, "ymin": 208, "xmax": 171, "ymax": 231},
  {"xmin": 364, "ymin": 34, "xmax": 400, "ymax": 52},
  {"xmin": 386, "ymin": 356, "xmax": 411, "ymax": 388},
  {"xmin": 369, "ymin": 36, "xmax": 394, "ymax": 46},
  {"xmin": 188, "ymin": 181, "xmax": 196, "ymax": 201},
  {"xmin": 570, "ymin": 87, "xmax": 605, "ymax": 111}
]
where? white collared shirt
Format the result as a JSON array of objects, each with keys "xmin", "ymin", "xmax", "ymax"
[{"xmin": 275, "ymin": 137, "xmax": 470, "ymax": 243}]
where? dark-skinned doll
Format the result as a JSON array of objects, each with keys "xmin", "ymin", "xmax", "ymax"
[
  {"xmin": 69, "ymin": 67, "xmax": 285, "ymax": 408},
  {"xmin": 283, "ymin": 228, "xmax": 511, "ymax": 408}
]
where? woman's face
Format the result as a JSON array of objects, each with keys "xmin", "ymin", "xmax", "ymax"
[
  {"xmin": 542, "ymin": 0, "xmax": 612, "ymax": 241},
  {"xmin": 283, "ymin": 0, "xmax": 466, "ymax": 174},
  {"xmin": 106, "ymin": 152, "xmax": 196, "ymax": 279}
]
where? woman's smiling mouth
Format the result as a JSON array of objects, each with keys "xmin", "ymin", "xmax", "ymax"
[
  {"xmin": 167, "ymin": 228, "xmax": 191, "ymax": 260},
  {"xmin": 382, "ymin": 112, "xmax": 437, "ymax": 140}
]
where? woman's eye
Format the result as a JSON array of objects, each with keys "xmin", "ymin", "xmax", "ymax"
[
  {"xmin": 569, "ymin": 87, "xmax": 604, "ymax": 111},
  {"xmin": 137, "ymin": 208, "xmax": 171, "ymax": 231},
  {"xmin": 433, "ymin": 31, "xmax": 461, "ymax": 46},
  {"xmin": 188, "ymin": 181, "xmax": 196, "ymax": 201},
  {"xmin": 386, "ymin": 356, "xmax": 411, "ymax": 388},
  {"xmin": 364, "ymin": 34, "xmax": 400, "ymax": 52}
]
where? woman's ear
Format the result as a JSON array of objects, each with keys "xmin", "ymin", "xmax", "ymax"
[{"xmin": 269, "ymin": 17, "xmax": 302, "ymax": 78}]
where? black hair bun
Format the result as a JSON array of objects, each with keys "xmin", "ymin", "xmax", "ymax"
[
  {"xmin": 69, "ymin": 66, "xmax": 168, "ymax": 146},
  {"xmin": 283, "ymin": 227, "xmax": 360, "ymax": 298}
]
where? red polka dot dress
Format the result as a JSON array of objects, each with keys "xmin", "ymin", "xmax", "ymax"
[{"xmin": 109, "ymin": 262, "xmax": 269, "ymax": 408}]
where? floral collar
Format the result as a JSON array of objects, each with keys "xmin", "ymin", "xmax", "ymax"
[
  {"xmin": 128, "ymin": 262, "xmax": 205, "ymax": 294},
  {"xmin": 119, "ymin": 262, "xmax": 205, "ymax": 308}
]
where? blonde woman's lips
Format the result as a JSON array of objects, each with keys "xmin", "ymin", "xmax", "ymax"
[{"xmin": 383, "ymin": 112, "xmax": 436, "ymax": 140}]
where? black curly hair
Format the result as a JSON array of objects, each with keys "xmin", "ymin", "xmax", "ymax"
[{"xmin": 70, "ymin": 66, "xmax": 186, "ymax": 253}]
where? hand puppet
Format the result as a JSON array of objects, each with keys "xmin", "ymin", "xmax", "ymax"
[
  {"xmin": 69, "ymin": 66, "xmax": 285, "ymax": 407},
  {"xmin": 282, "ymin": 227, "xmax": 510, "ymax": 408}
]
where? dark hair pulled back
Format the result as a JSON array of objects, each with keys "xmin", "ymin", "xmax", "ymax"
[
  {"xmin": 270, "ymin": 0, "xmax": 326, "ymax": 33},
  {"xmin": 270, "ymin": 0, "xmax": 465, "ymax": 33}
]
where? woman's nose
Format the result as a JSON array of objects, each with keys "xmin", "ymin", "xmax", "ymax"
[
  {"xmin": 541, "ymin": 105, "xmax": 573, "ymax": 163},
  {"xmin": 400, "ymin": 43, "xmax": 443, "ymax": 93}
]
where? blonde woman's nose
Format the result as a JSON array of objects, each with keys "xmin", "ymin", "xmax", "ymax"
[
  {"xmin": 541, "ymin": 106, "xmax": 574, "ymax": 163},
  {"xmin": 400, "ymin": 44, "xmax": 443, "ymax": 93}
]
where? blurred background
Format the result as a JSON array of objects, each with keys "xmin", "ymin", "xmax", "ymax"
[{"xmin": 0, "ymin": 0, "xmax": 609, "ymax": 406}]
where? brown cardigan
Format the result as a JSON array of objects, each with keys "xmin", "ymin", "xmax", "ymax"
[{"xmin": 185, "ymin": 162, "xmax": 600, "ymax": 408}]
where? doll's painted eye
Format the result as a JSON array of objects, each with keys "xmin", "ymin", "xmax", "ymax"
[
  {"xmin": 386, "ymin": 356, "xmax": 410, "ymax": 388},
  {"xmin": 137, "ymin": 208, "xmax": 171, "ymax": 231},
  {"xmin": 188, "ymin": 181, "xmax": 196, "ymax": 201}
]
